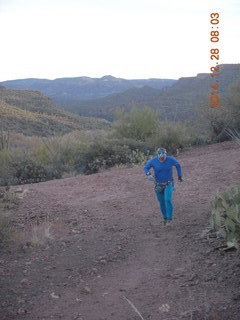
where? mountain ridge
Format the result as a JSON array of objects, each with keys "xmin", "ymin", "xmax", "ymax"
[
  {"xmin": 0, "ymin": 75, "xmax": 176, "ymax": 102},
  {"xmin": 1, "ymin": 64, "xmax": 239, "ymax": 122},
  {"xmin": 57, "ymin": 64, "xmax": 240, "ymax": 121}
]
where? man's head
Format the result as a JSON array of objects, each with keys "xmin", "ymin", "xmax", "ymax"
[{"xmin": 157, "ymin": 148, "xmax": 167, "ymax": 161}]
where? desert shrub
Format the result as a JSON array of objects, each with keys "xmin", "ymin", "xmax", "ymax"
[
  {"xmin": 113, "ymin": 108, "xmax": 196, "ymax": 154},
  {"xmin": 0, "ymin": 210, "xmax": 12, "ymax": 243},
  {"xmin": 198, "ymin": 82, "xmax": 240, "ymax": 143},
  {"xmin": 227, "ymin": 81, "xmax": 240, "ymax": 131},
  {"xmin": 0, "ymin": 190, "xmax": 17, "ymax": 243},
  {"xmin": 33, "ymin": 134, "xmax": 89, "ymax": 177},
  {"xmin": 0, "ymin": 148, "xmax": 62, "ymax": 186},
  {"xmin": 211, "ymin": 185, "xmax": 240, "ymax": 249},
  {"xmin": 0, "ymin": 149, "xmax": 12, "ymax": 185},
  {"xmin": 81, "ymin": 138, "xmax": 150, "ymax": 174},
  {"xmin": 201, "ymin": 106, "xmax": 231, "ymax": 142},
  {"xmin": 0, "ymin": 121, "xmax": 197, "ymax": 185},
  {"xmin": 9, "ymin": 156, "xmax": 52, "ymax": 184},
  {"xmin": 113, "ymin": 106, "xmax": 159, "ymax": 141},
  {"xmin": 146, "ymin": 122, "xmax": 194, "ymax": 154}
]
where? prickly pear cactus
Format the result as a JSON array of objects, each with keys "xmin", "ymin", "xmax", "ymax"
[{"xmin": 211, "ymin": 185, "xmax": 240, "ymax": 249}]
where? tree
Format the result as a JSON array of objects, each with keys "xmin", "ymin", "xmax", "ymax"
[{"xmin": 113, "ymin": 106, "xmax": 159, "ymax": 141}]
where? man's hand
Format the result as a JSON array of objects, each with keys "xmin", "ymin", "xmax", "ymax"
[
  {"xmin": 147, "ymin": 174, "xmax": 153, "ymax": 180},
  {"xmin": 178, "ymin": 176, "xmax": 183, "ymax": 182}
]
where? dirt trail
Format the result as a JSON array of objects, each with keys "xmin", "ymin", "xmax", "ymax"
[{"xmin": 1, "ymin": 141, "xmax": 240, "ymax": 320}]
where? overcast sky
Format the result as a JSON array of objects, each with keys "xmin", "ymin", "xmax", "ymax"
[{"xmin": 0, "ymin": 0, "xmax": 239, "ymax": 81}]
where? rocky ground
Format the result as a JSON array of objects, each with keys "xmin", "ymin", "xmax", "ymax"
[{"xmin": 0, "ymin": 141, "xmax": 240, "ymax": 320}]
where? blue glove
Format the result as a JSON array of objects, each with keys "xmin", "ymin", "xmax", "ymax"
[
  {"xmin": 178, "ymin": 176, "xmax": 183, "ymax": 182},
  {"xmin": 147, "ymin": 174, "xmax": 153, "ymax": 180}
]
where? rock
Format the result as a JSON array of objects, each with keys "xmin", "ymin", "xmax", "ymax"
[
  {"xmin": 159, "ymin": 304, "xmax": 170, "ymax": 313},
  {"xmin": 50, "ymin": 292, "xmax": 60, "ymax": 299},
  {"xmin": 72, "ymin": 229, "xmax": 81, "ymax": 234},
  {"xmin": 233, "ymin": 294, "xmax": 240, "ymax": 301},
  {"xmin": 17, "ymin": 308, "xmax": 27, "ymax": 315},
  {"xmin": 217, "ymin": 275, "xmax": 224, "ymax": 282},
  {"xmin": 20, "ymin": 278, "xmax": 30, "ymax": 286},
  {"xmin": 100, "ymin": 259, "xmax": 107, "ymax": 265},
  {"xmin": 81, "ymin": 286, "xmax": 92, "ymax": 294}
]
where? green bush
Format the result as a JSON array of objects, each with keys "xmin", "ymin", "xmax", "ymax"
[
  {"xmin": 211, "ymin": 185, "xmax": 240, "ymax": 249},
  {"xmin": 9, "ymin": 156, "xmax": 53, "ymax": 184},
  {"xmin": 146, "ymin": 122, "xmax": 194, "ymax": 154},
  {"xmin": 0, "ymin": 149, "xmax": 14, "ymax": 185},
  {"xmin": 0, "ymin": 119, "xmax": 198, "ymax": 186},
  {"xmin": 82, "ymin": 138, "xmax": 150, "ymax": 174},
  {"xmin": 113, "ymin": 107, "xmax": 159, "ymax": 141}
]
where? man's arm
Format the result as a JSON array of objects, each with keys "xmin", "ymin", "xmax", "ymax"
[
  {"xmin": 143, "ymin": 159, "xmax": 153, "ymax": 176},
  {"xmin": 172, "ymin": 157, "xmax": 182, "ymax": 178}
]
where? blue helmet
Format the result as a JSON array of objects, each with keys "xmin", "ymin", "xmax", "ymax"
[{"xmin": 156, "ymin": 148, "xmax": 167, "ymax": 159}]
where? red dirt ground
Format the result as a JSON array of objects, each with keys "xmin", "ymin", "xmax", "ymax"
[{"xmin": 0, "ymin": 141, "xmax": 240, "ymax": 320}]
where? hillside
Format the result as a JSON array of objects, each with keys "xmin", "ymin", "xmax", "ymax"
[
  {"xmin": 61, "ymin": 85, "xmax": 163, "ymax": 120},
  {"xmin": 0, "ymin": 87, "xmax": 110, "ymax": 136},
  {"xmin": 0, "ymin": 141, "xmax": 240, "ymax": 319},
  {"xmin": 0, "ymin": 76, "xmax": 176, "ymax": 102},
  {"xmin": 60, "ymin": 64, "xmax": 240, "ymax": 121}
]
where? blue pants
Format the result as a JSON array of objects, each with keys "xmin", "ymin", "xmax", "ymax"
[{"xmin": 155, "ymin": 184, "xmax": 174, "ymax": 220}]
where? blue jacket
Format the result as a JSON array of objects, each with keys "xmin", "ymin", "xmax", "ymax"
[{"xmin": 144, "ymin": 156, "xmax": 182, "ymax": 183}]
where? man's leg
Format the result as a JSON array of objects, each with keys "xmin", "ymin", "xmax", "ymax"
[
  {"xmin": 164, "ymin": 185, "xmax": 174, "ymax": 221},
  {"xmin": 155, "ymin": 191, "xmax": 167, "ymax": 220}
]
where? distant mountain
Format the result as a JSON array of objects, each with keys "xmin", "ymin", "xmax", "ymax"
[
  {"xmin": 1, "ymin": 65, "xmax": 239, "ymax": 123},
  {"xmin": 61, "ymin": 64, "xmax": 240, "ymax": 121},
  {"xmin": 0, "ymin": 75, "xmax": 176, "ymax": 102},
  {"xmin": 0, "ymin": 87, "xmax": 110, "ymax": 136},
  {"xmin": 62, "ymin": 85, "xmax": 164, "ymax": 120}
]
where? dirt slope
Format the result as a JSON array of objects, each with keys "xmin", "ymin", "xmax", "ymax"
[{"xmin": 1, "ymin": 141, "xmax": 240, "ymax": 320}]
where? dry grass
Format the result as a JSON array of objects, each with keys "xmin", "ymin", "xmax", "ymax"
[
  {"xmin": 225, "ymin": 128, "xmax": 240, "ymax": 146},
  {"xmin": 123, "ymin": 296, "xmax": 145, "ymax": 320},
  {"xmin": 14, "ymin": 220, "xmax": 54, "ymax": 247},
  {"xmin": 0, "ymin": 210, "xmax": 13, "ymax": 243},
  {"xmin": 0, "ymin": 189, "xmax": 18, "ymax": 243}
]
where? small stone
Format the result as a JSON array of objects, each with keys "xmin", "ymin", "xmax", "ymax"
[
  {"xmin": 50, "ymin": 292, "xmax": 60, "ymax": 299},
  {"xmin": 17, "ymin": 298, "xmax": 26, "ymax": 304},
  {"xmin": 17, "ymin": 308, "xmax": 27, "ymax": 315},
  {"xmin": 100, "ymin": 259, "xmax": 107, "ymax": 264},
  {"xmin": 20, "ymin": 278, "xmax": 30, "ymax": 286},
  {"xmin": 159, "ymin": 304, "xmax": 170, "ymax": 313},
  {"xmin": 217, "ymin": 275, "xmax": 224, "ymax": 282},
  {"xmin": 233, "ymin": 294, "xmax": 240, "ymax": 301},
  {"xmin": 72, "ymin": 229, "xmax": 81, "ymax": 234},
  {"xmin": 81, "ymin": 286, "xmax": 91, "ymax": 294}
]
